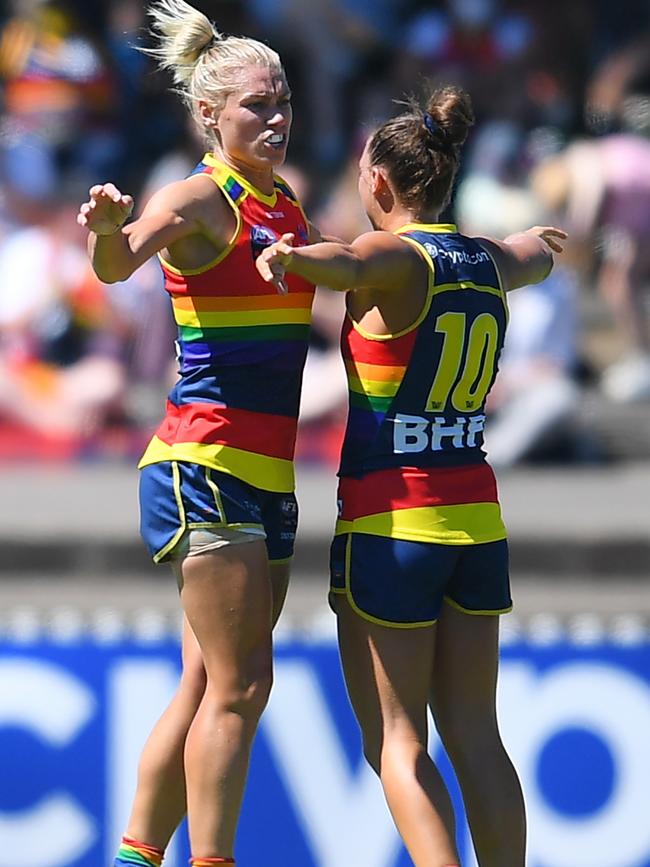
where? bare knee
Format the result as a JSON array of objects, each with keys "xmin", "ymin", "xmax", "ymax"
[
  {"xmin": 436, "ymin": 708, "xmax": 501, "ymax": 766},
  {"xmin": 363, "ymin": 727, "xmax": 426, "ymax": 778},
  {"xmin": 362, "ymin": 739, "xmax": 382, "ymax": 775},
  {"xmin": 178, "ymin": 654, "xmax": 207, "ymax": 705},
  {"xmin": 206, "ymin": 654, "xmax": 273, "ymax": 728},
  {"xmin": 233, "ymin": 662, "xmax": 273, "ymax": 722}
]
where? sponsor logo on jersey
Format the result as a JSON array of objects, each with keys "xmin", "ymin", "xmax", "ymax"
[
  {"xmin": 251, "ymin": 225, "xmax": 280, "ymax": 259},
  {"xmin": 423, "ymin": 243, "xmax": 489, "ymax": 265}
]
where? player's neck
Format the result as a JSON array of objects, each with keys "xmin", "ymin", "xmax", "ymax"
[
  {"xmin": 406, "ymin": 208, "xmax": 443, "ymax": 227},
  {"xmin": 210, "ymin": 148, "xmax": 276, "ymax": 196},
  {"xmin": 378, "ymin": 206, "xmax": 428, "ymax": 233}
]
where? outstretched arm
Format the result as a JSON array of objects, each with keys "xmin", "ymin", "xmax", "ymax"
[
  {"xmin": 77, "ymin": 179, "xmax": 216, "ymax": 284},
  {"xmin": 477, "ymin": 226, "xmax": 568, "ymax": 292},
  {"xmin": 256, "ymin": 231, "xmax": 422, "ymax": 294}
]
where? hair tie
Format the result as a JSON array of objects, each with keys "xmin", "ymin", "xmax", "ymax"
[
  {"xmin": 202, "ymin": 33, "xmax": 220, "ymax": 54},
  {"xmin": 422, "ymin": 112, "xmax": 454, "ymax": 152},
  {"xmin": 422, "ymin": 113, "xmax": 440, "ymax": 136}
]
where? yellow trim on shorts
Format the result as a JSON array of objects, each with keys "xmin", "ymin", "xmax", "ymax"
[
  {"xmin": 205, "ymin": 468, "xmax": 227, "ymax": 520},
  {"xmin": 150, "ymin": 462, "xmax": 268, "ymax": 563},
  {"xmin": 342, "ymin": 535, "xmax": 438, "ymax": 629},
  {"xmin": 443, "ymin": 596, "xmax": 513, "ymax": 616},
  {"xmin": 152, "ymin": 461, "xmax": 188, "ymax": 563},
  {"xmin": 269, "ymin": 556, "xmax": 293, "ymax": 566},
  {"xmin": 185, "ymin": 521, "xmax": 265, "ymax": 532}
]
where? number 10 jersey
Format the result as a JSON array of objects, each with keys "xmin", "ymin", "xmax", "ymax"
[
  {"xmin": 339, "ymin": 222, "xmax": 508, "ymax": 476},
  {"xmin": 335, "ymin": 223, "xmax": 509, "ymax": 545}
]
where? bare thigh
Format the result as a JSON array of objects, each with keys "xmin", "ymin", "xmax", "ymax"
[
  {"xmin": 168, "ymin": 553, "xmax": 289, "ymax": 704},
  {"xmin": 269, "ymin": 561, "xmax": 290, "ymax": 628},
  {"xmin": 430, "ymin": 602, "xmax": 500, "ymax": 741},
  {"xmin": 177, "ymin": 540, "xmax": 273, "ymax": 688},
  {"xmin": 334, "ymin": 594, "xmax": 436, "ymax": 760}
]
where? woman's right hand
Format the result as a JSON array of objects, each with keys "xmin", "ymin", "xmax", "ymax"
[
  {"xmin": 525, "ymin": 226, "xmax": 568, "ymax": 254},
  {"xmin": 77, "ymin": 183, "xmax": 134, "ymax": 236},
  {"xmin": 256, "ymin": 232, "xmax": 295, "ymax": 295}
]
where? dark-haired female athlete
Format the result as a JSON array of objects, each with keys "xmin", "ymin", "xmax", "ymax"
[{"xmin": 257, "ymin": 84, "xmax": 566, "ymax": 867}]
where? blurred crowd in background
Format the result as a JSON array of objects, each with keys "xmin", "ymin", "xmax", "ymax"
[{"xmin": 0, "ymin": 0, "xmax": 649, "ymax": 467}]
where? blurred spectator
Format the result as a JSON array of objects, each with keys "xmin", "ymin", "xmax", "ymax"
[
  {"xmin": 532, "ymin": 133, "xmax": 650, "ymax": 402},
  {"xmin": 484, "ymin": 266, "xmax": 581, "ymax": 468},
  {"xmin": 312, "ymin": 142, "xmax": 371, "ymax": 243},
  {"xmin": 245, "ymin": 0, "xmax": 410, "ymax": 173},
  {"xmin": 402, "ymin": 0, "xmax": 534, "ymax": 75},
  {"xmin": 285, "ymin": 161, "xmax": 348, "ymax": 463},
  {"xmin": 0, "ymin": 174, "xmax": 176, "ymax": 452},
  {"xmin": 0, "ymin": 188, "xmax": 127, "ymax": 440},
  {"xmin": 457, "ymin": 173, "xmax": 583, "ymax": 467},
  {"xmin": 295, "ymin": 293, "xmax": 348, "ymax": 464},
  {"xmin": 0, "ymin": 0, "xmax": 122, "ymax": 202},
  {"xmin": 294, "ymin": 141, "xmax": 384, "ymax": 464},
  {"xmin": 397, "ymin": 0, "xmax": 535, "ymax": 120},
  {"xmin": 0, "ymin": 0, "xmax": 648, "ymax": 463},
  {"xmin": 586, "ymin": 28, "xmax": 650, "ymax": 134}
]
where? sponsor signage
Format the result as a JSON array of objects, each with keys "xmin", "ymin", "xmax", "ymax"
[{"xmin": 1, "ymin": 635, "xmax": 649, "ymax": 867}]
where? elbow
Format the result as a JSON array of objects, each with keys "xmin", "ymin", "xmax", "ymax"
[
  {"xmin": 537, "ymin": 247, "xmax": 554, "ymax": 282},
  {"xmin": 91, "ymin": 255, "xmax": 135, "ymax": 284},
  {"xmin": 330, "ymin": 275, "xmax": 355, "ymax": 292},
  {"xmin": 89, "ymin": 234, "xmax": 136, "ymax": 284},
  {"xmin": 525, "ymin": 247, "xmax": 553, "ymax": 287},
  {"xmin": 343, "ymin": 255, "xmax": 368, "ymax": 291},
  {"xmin": 93, "ymin": 270, "xmax": 125, "ymax": 285},
  {"xmin": 92, "ymin": 263, "xmax": 133, "ymax": 284}
]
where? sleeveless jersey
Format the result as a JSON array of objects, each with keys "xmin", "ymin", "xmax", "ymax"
[
  {"xmin": 336, "ymin": 223, "xmax": 508, "ymax": 544},
  {"xmin": 138, "ymin": 154, "xmax": 315, "ymax": 493}
]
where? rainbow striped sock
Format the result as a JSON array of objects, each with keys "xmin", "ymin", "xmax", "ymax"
[
  {"xmin": 190, "ymin": 859, "xmax": 235, "ymax": 865},
  {"xmin": 113, "ymin": 835, "xmax": 164, "ymax": 866}
]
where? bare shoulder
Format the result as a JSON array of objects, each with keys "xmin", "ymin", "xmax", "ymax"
[
  {"xmin": 348, "ymin": 230, "xmax": 428, "ymax": 297},
  {"xmin": 474, "ymin": 235, "xmax": 505, "ymax": 262},
  {"xmin": 474, "ymin": 229, "xmax": 561, "ymax": 291},
  {"xmin": 142, "ymin": 173, "xmax": 227, "ymax": 219},
  {"xmin": 351, "ymin": 230, "xmax": 409, "ymax": 252},
  {"xmin": 474, "ymin": 235, "xmax": 510, "ymax": 282},
  {"xmin": 351, "ymin": 230, "xmax": 424, "ymax": 271},
  {"xmin": 137, "ymin": 173, "xmax": 234, "ymax": 251}
]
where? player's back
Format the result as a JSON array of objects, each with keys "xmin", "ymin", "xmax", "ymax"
[{"xmin": 339, "ymin": 222, "xmax": 508, "ymax": 476}]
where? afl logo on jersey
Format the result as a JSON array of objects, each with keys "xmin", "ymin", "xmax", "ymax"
[{"xmin": 251, "ymin": 225, "xmax": 279, "ymax": 259}]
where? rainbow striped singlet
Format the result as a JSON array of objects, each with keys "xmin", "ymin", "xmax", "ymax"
[
  {"xmin": 138, "ymin": 154, "xmax": 315, "ymax": 493},
  {"xmin": 335, "ymin": 223, "xmax": 509, "ymax": 544}
]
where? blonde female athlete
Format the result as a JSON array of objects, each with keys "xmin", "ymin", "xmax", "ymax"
[
  {"xmin": 77, "ymin": 2, "xmax": 317, "ymax": 865},
  {"xmin": 257, "ymin": 86, "xmax": 566, "ymax": 867}
]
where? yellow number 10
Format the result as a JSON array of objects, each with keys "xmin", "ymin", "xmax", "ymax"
[{"xmin": 425, "ymin": 312, "xmax": 499, "ymax": 412}]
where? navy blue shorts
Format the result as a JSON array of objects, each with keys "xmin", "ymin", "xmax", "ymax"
[
  {"xmin": 139, "ymin": 461, "xmax": 298, "ymax": 564},
  {"xmin": 330, "ymin": 533, "xmax": 511, "ymax": 628}
]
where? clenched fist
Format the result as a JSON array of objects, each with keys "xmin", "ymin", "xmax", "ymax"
[{"xmin": 77, "ymin": 183, "xmax": 134, "ymax": 236}]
